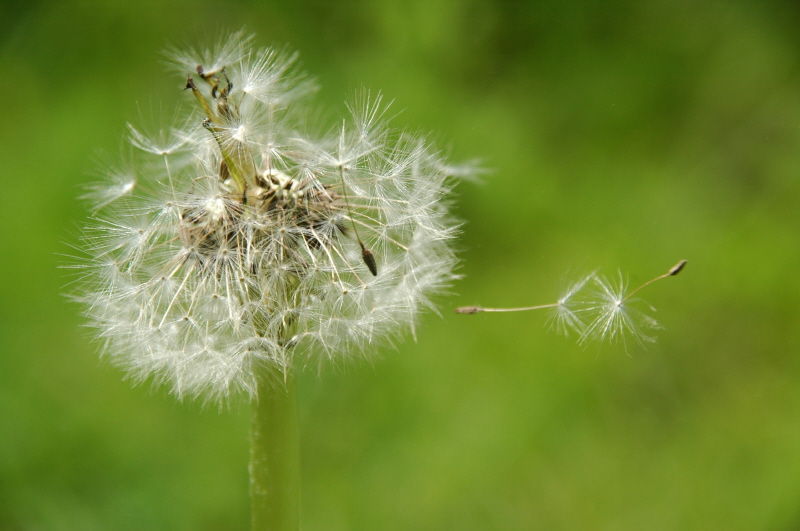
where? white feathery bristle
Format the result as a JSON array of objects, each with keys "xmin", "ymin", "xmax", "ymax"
[{"xmin": 579, "ymin": 273, "xmax": 661, "ymax": 349}]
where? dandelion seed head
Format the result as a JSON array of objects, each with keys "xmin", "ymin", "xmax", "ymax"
[{"xmin": 74, "ymin": 34, "xmax": 468, "ymax": 403}]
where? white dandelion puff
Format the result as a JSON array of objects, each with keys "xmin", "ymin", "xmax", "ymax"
[{"xmin": 73, "ymin": 34, "xmax": 469, "ymax": 403}]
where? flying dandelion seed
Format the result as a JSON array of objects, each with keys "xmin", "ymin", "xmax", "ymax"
[{"xmin": 456, "ymin": 261, "xmax": 686, "ymax": 348}]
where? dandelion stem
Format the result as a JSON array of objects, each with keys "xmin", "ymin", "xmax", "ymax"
[{"xmin": 250, "ymin": 368, "xmax": 301, "ymax": 531}]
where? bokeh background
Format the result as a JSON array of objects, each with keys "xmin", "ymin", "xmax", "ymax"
[{"xmin": 2, "ymin": 1, "xmax": 800, "ymax": 529}]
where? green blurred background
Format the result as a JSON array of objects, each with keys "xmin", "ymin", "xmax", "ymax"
[{"xmin": 2, "ymin": 1, "xmax": 800, "ymax": 529}]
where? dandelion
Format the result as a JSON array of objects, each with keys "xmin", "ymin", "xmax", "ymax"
[
  {"xmin": 455, "ymin": 260, "xmax": 686, "ymax": 347},
  {"xmin": 72, "ymin": 32, "xmax": 469, "ymax": 530}
]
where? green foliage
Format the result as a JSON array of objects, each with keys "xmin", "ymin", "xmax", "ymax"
[{"xmin": 2, "ymin": 1, "xmax": 800, "ymax": 529}]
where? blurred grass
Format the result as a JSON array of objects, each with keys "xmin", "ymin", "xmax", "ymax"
[{"xmin": 2, "ymin": 0, "xmax": 800, "ymax": 529}]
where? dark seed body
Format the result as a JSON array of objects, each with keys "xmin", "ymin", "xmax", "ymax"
[{"xmin": 362, "ymin": 248, "xmax": 378, "ymax": 276}]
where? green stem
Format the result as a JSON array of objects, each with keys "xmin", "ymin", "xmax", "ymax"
[{"xmin": 250, "ymin": 368, "xmax": 301, "ymax": 531}]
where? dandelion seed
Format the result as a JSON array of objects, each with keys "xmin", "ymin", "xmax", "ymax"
[
  {"xmin": 127, "ymin": 116, "xmax": 196, "ymax": 157},
  {"xmin": 72, "ymin": 35, "xmax": 469, "ymax": 403},
  {"xmin": 456, "ymin": 261, "xmax": 686, "ymax": 347},
  {"xmin": 81, "ymin": 162, "xmax": 138, "ymax": 213},
  {"xmin": 579, "ymin": 260, "xmax": 687, "ymax": 348}
]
